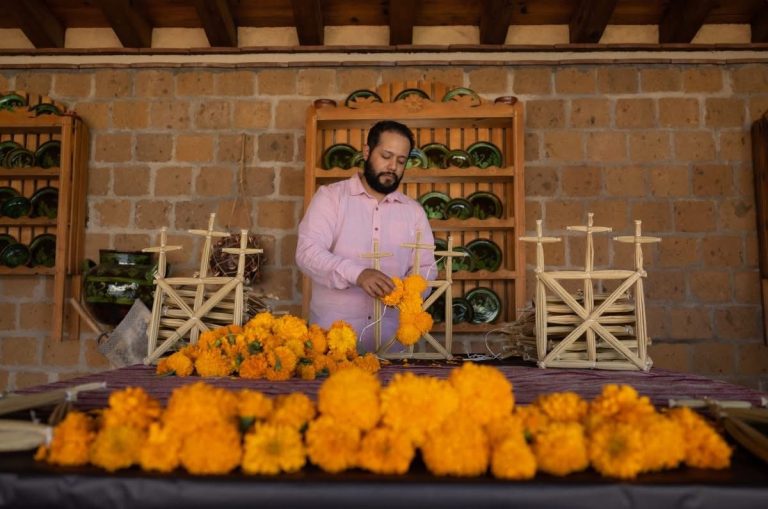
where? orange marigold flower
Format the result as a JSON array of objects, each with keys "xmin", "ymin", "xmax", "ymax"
[
  {"xmin": 163, "ymin": 382, "xmax": 239, "ymax": 435},
  {"xmin": 358, "ymin": 426, "xmax": 414, "ymax": 475},
  {"xmin": 179, "ymin": 421, "xmax": 242, "ymax": 475},
  {"xmin": 449, "ymin": 363, "xmax": 514, "ymax": 426},
  {"xmin": 238, "ymin": 389, "xmax": 274, "ymax": 420},
  {"xmin": 180, "ymin": 344, "xmax": 199, "ymax": 361},
  {"xmin": 412, "ymin": 310, "xmax": 433, "ymax": 334},
  {"xmin": 269, "ymin": 393, "xmax": 316, "ymax": 430},
  {"xmin": 588, "ymin": 421, "xmax": 645, "ymax": 479},
  {"xmin": 588, "ymin": 384, "xmax": 655, "ymax": 428},
  {"xmin": 515, "ymin": 405, "xmax": 551, "ymax": 437},
  {"xmin": 239, "ymin": 353, "xmax": 268, "ymax": 379},
  {"xmin": 139, "ymin": 422, "xmax": 181, "ymax": 473},
  {"xmin": 398, "ymin": 294, "xmax": 423, "ymax": 314},
  {"xmin": 164, "ymin": 351, "xmax": 194, "ymax": 377},
  {"xmin": 242, "ymin": 423, "xmax": 306, "ymax": 475},
  {"xmin": 306, "ymin": 324, "xmax": 328, "ymax": 354},
  {"xmin": 297, "ymin": 364, "xmax": 317, "ymax": 380},
  {"xmin": 305, "ymin": 415, "xmax": 361, "ymax": 473},
  {"xmin": 491, "ymin": 435, "xmax": 537, "ymax": 480},
  {"xmin": 265, "ymin": 346, "xmax": 298, "ymax": 381},
  {"xmin": 103, "ymin": 386, "xmax": 162, "ymax": 431},
  {"xmin": 194, "ymin": 348, "xmax": 233, "ymax": 378},
  {"xmin": 395, "ymin": 320, "xmax": 422, "ymax": 346},
  {"xmin": 156, "ymin": 357, "xmax": 171, "ymax": 376},
  {"xmin": 318, "ymin": 367, "xmax": 381, "ymax": 431},
  {"xmin": 273, "ymin": 315, "xmax": 309, "ymax": 342},
  {"xmin": 380, "ymin": 277, "xmax": 405, "ymax": 307},
  {"xmin": 422, "ymin": 413, "xmax": 489, "ymax": 477},
  {"xmin": 327, "ymin": 321, "xmax": 357, "ymax": 356},
  {"xmin": 639, "ymin": 413, "xmax": 685, "ymax": 473},
  {"xmin": 285, "ymin": 338, "xmax": 306, "ymax": 358},
  {"xmin": 668, "ymin": 407, "xmax": 732, "ymax": 469},
  {"xmin": 244, "ymin": 311, "xmax": 276, "ymax": 340},
  {"xmin": 532, "ymin": 421, "xmax": 589, "ymax": 476},
  {"xmin": 485, "ymin": 414, "xmax": 525, "ymax": 449},
  {"xmin": 380, "ymin": 372, "xmax": 459, "ymax": 446},
  {"xmin": 41, "ymin": 410, "xmax": 95, "ymax": 466},
  {"xmin": 352, "ymin": 352, "xmax": 381, "ymax": 374},
  {"xmin": 90, "ymin": 425, "xmax": 144, "ymax": 472},
  {"xmin": 402, "ymin": 274, "xmax": 427, "ymax": 295},
  {"xmin": 534, "ymin": 391, "xmax": 587, "ymax": 423}
]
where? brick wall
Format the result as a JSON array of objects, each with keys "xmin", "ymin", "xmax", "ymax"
[{"xmin": 1, "ymin": 63, "xmax": 767, "ymax": 391}]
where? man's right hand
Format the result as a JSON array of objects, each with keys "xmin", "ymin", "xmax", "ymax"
[{"xmin": 356, "ymin": 268, "xmax": 395, "ymax": 298}]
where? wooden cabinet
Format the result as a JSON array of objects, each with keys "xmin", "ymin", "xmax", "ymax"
[
  {"xmin": 0, "ymin": 92, "xmax": 89, "ymax": 341},
  {"xmin": 302, "ymin": 81, "xmax": 525, "ymax": 336}
]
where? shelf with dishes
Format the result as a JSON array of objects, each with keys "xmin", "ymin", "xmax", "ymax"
[
  {"xmin": 0, "ymin": 231, "xmax": 57, "ymax": 271},
  {"xmin": 314, "ymin": 167, "xmax": 516, "ymax": 181}
]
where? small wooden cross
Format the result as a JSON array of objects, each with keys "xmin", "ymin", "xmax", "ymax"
[
  {"xmin": 567, "ymin": 212, "xmax": 611, "ymax": 273},
  {"xmin": 400, "ymin": 230, "xmax": 435, "ymax": 278},
  {"xmin": 222, "ymin": 229, "xmax": 264, "ymax": 276},
  {"xmin": 520, "ymin": 219, "xmax": 561, "ymax": 272},
  {"xmin": 189, "ymin": 213, "xmax": 230, "ymax": 279},
  {"xmin": 142, "ymin": 227, "xmax": 182, "ymax": 279},
  {"xmin": 614, "ymin": 220, "xmax": 661, "ymax": 272}
]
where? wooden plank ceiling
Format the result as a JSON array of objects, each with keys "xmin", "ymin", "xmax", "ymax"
[{"xmin": 2, "ymin": 0, "xmax": 767, "ymax": 49}]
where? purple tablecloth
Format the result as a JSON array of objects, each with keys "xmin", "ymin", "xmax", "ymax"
[{"xmin": 20, "ymin": 360, "xmax": 767, "ymax": 409}]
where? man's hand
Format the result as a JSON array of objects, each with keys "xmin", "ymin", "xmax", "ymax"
[{"xmin": 356, "ymin": 268, "xmax": 395, "ymax": 298}]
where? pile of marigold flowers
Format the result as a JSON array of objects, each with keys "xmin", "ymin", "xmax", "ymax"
[
  {"xmin": 155, "ymin": 312, "xmax": 380, "ymax": 380},
  {"xmin": 380, "ymin": 274, "xmax": 433, "ymax": 345},
  {"xmin": 36, "ymin": 363, "xmax": 732, "ymax": 479}
]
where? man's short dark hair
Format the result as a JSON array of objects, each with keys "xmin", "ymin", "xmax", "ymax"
[{"xmin": 366, "ymin": 120, "xmax": 415, "ymax": 153}]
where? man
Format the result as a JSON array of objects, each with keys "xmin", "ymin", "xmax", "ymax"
[{"xmin": 296, "ymin": 120, "xmax": 436, "ymax": 352}]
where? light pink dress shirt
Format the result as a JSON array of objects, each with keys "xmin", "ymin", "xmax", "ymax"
[{"xmin": 296, "ymin": 173, "xmax": 436, "ymax": 352}]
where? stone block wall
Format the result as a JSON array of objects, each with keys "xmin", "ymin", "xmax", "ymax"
[{"xmin": 0, "ymin": 62, "xmax": 767, "ymax": 390}]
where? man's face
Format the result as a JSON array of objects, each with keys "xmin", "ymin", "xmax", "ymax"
[{"xmin": 363, "ymin": 131, "xmax": 411, "ymax": 195}]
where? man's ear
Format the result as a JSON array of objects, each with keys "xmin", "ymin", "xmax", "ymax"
[{"xmin": 363, "ymin": 144, "xmax": 370, "ymax": 160}]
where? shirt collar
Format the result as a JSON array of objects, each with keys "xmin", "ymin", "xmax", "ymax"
[{"xmin": 350, "ymin": 173, "xmax": 407, "ymax": 203}]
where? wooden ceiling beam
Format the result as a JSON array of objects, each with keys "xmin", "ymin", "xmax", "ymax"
[
  {"xmin": 193, "ymin": 0, "xmax": 238, "ymax": 47},
  {"xmin": 389, "ymin": 0, "xmax": 416, "ymax": 45},
  {"xmin": 569, "ymin": 0, "xmax": 618, "ymax": 43},
  {"xmin": 12, "ymin": 0, "xmax": 65, "ymax": 48},
  {"xmin": 479, "ymin": 0, "xmax": 515, "ymax": 45},
  {"xmin": 93, "ymin": 0, "xmax": 153, "ymax": 48},
  {"xmin": 291, "ymin": 0, "xmax": 324, "ymax": 45},
  {"xmin": 658, "ymin": 0, "xmax": 717, "ymax": 43},
  {"xmin": 752, "ymin": 6, "xmax": 768, "ymax": 43}
]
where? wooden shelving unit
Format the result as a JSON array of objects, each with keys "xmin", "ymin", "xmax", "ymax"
[
  {"xmin": 0, "ymin": 92, "xmax": 89, "ymax": 341},
  {"xmin": 302, "ymin": 81, "xmax": 525, "ymax": 334}
]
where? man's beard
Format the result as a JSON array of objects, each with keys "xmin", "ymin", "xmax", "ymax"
[{"xmin": 363, "ymin": 158, "xmax": 402, "ymax": 195}]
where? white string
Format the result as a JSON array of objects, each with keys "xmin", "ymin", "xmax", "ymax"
[
  {"xmin": 463, "ymin": 327, "xmax": 508, "ymax": 362},
  {"xmin": 359, "ymin": 304, "xmax": 389, "ymax": 345}
]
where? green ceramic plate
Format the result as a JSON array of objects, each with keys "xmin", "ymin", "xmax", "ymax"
[
  {"xmin": 421, "ymin": 143, "xmax": 449, "ymax": 169},
  {"xmin": 406, "ymin": 148, "xmax": 429, "ymax": 169},
  {"xmin": 466, "ymin": 287, "xmax": 501, "ymax": 324},
  {"xmin": 351, "ymin": 151, "xmax": 365, "ymax": 169},
  {"xmin": 344, "ymin": 89, "xmax": 382, "ymax": 108},
  {"xmin": 445, "ymin": 197, "xmax": 473, "ymax": 220},
  {"xmin": 466, "ymin": 238, "xmax": 502, "ymax": 272},
  {"xmin": 394, "ymin": 88, "xmax": 430, "ymax": 101},
  {"xmin": 1, "ymin": 196, "xmax": 31, "ymax": 218},
  {"xmin": 467, "ymin": 141, "xmax": 503, "ymax": 169},
  {"xmin": 442, "ymin": 87, "xmax": 481, "ymax": 106},
  {"xmin": 29, "ymin": 103, "xmax": 62, "ymax": 116},
  {"xmin": 0, "ymin": 242, "xmax": 31, "ymax": 268},
  {"xmin": 446, "ymin": 149, "xmax": 472, "ymax": 169},
  {"xmin": 4, "ymin": 147, "xmax": 35, "ymax": 168},
  {"xmin": 427, "ymin": 295, "xmax": 446, "ymax": 324},
  {"xmin": 451, "ymin": 246, "xmax": 476, "ymax": 273},
  {"xmin": 29, "ymin": 186, "xmax": 59, "ymax": 219},
  {"xmin": 419, "ymin": 191, "xmax": 450, "ymax": 220},
  {"xmin": 0, "ymin": 141, "xmax": 22, "ymax": 163},
  {"xmin": 321, "ymin": 143, "xmax": 358, "ymax": 170},
  {"xmin": 0, "ymin": 233, "xmax": 16, "ymax": 253},
  {"xmin": 34, "ymin": 140, "xmax": 61, "ymax": 169},
  {"xmin": 29, "ymin": 233, "xmax": 56, "ymax": 267},
  {"xmin": 452, "ymin": 297, "xmax": 474, "ymax": 324},
  {"xmin": 0, "ymin": 93, "xmax": 26, "ymax": 111},
  {"xmin": 0, "ymin": 186, "xmax": 20, "ymax": 212},
  {"xmin": 467, "ymin": 191, "xmax": 503, "ymax": 219},
  {"xmin": 433, "ymin": 237, "xmax": 448, "ymax": 271}
]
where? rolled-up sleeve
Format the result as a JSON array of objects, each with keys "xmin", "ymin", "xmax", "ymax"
[{"xmin": 296, "ymin": 186, "xmax": 366, "ymax": 290}]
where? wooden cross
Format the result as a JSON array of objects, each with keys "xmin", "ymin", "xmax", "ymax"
[
  {"xmin": 520, "ymin": 219, "xmax": 561, "ymax": 272},
  {"xmin": 222, "ymin": 229, "xmax": 264, "ymax": 325},
  {"xmin": 400, "ymin": 230, "xmax": 435, "ymax": 278},
  {"xmin": 614, "ymin": 220, "xmax": 661, "ymax": 273},
  {"xmin": 188, "ymin": 213, "xmax": 230, "ymax": 343},
  {"xmin": 142, "ymin": 227, "xmax": 182, "ymax": 355},
  {"xmin": 360, "ymin": 239, "xmax": 393, "ymax": 349}
]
